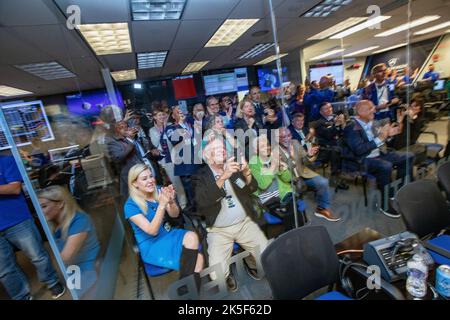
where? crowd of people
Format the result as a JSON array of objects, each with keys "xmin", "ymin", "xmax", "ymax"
[{"xmin": 1, "ymin": 61, "xmax": 444, "ymax": 299}]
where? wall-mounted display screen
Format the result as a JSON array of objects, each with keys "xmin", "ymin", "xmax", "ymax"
[
  {"xmin": 66, "ymin": 89, "xmax": 125, "ymax": 116},
  {"xmin": 203, "ymin": 68, "xmax": 249, "ymax": 96},
  {"xmin": 309, "ymin": 64, "xmax": 344, "ymax": 85},
  {"xmin": 257, "ymin": 67, "xmax": 288, "ymax": 91},
  {"xmin": 0, "ymin": 100, "xmax": 55, "ymax": 150}
]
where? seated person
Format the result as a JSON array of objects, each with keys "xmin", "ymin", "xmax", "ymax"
[
  {"xmin": 288, "ymin": 112, "xmax": 310, "ymax": 144},
  {"xmin": 278, "ymin": 127, "xmax": 340, "ymax": 222},
  {"xmin": 314, "ymin": 102, "xmax": 348, "ymax": 189},
  {"xmin": 124, "ymin": 164, "xmax": 204, "ymax": 291},
  {"xmin": 342, "ymin": 100, "xmax": 415, "ymax": 218},
  {"xmin": 192, "ymin": 138, "xmax": 268, "ymax": 292},
  {"xmin": 38, "ymin": 185, "xmax": 100, "ymax": 298},
  {"xmin": 248, "ymin": 134, "xmax": 300, "ymax": 230}
]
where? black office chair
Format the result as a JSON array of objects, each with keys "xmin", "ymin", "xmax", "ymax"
[
  {"xmin": 261, "ymin": 226, "xmax": 403, "ymax": 300},
  {"xmin": 396, "ymin": 180, "xmax": 450, "ymax": 265},
  {"xmin": 437, "ymin": 161, "xmax": 450, "ymax": 201}
]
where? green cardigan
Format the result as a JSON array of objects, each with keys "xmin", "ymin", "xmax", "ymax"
[{"xmin": 249, "ymin": 155, "xmax": 293, "ymax": 200}]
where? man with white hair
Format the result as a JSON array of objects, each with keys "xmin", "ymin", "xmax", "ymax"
[{"xmin": 342, "ymin": 100, "xmax": 414, "ymax": 218}]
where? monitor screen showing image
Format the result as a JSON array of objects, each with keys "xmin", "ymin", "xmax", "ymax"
[
  {"xmin": 309, "ymin": 64, "xmax": 344, "ymax": 85},
  {"xmin": 66, "ymin": 89, "xmax": 125, "ymax": 116},
  {"xmin": 257, "ymin": 67, "xmax": 288, "ymax": 92},
  {"xmin": 433, "ymin": 79, "xmax": 445, "ymax": 91},
  {"xmin": 0, "ymin": 100, "xmax": 55, "ymax": 150}
]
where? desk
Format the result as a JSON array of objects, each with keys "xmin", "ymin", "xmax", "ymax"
[{"xmin": 335, "ymin": 228, "xmax": 443, "ymax": 300}]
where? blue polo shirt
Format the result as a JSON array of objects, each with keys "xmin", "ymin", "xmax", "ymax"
[{"xmin": 0, "ymin": 155, "xmax": 32, "ymax": 231}]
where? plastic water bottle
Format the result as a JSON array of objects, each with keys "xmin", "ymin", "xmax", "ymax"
[{"xmin": 406, "ymin": 254, "xmax": 428, "ymax": 299}]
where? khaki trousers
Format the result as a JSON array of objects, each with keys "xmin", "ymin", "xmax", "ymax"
[{"xmin": 207, "ymin": 216, "xmax": 268, "ymax": 279}]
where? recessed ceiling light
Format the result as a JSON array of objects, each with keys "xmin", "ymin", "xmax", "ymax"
[
  {"xmin": 239, "ymin": 43, "xmax": 275, "ymax": 60},
  {"xmin": 137, "ymin": 51, "xmax": 168, "ymax": 69},
  {"xmin": 111, "ymin": 70, "xmax": 136, "ymax": 82},
  {"xmin": 413, "ymin": 21, "xmax": 450, "ymax": 35},
  {"xmin": 310, "ymin": 49, "xmax": 345, "ymax": 61},
  {"xmin": 344, "ymin": 46, "xmax": 379, "ymax": 57},
  {"xmin": 134, "ymin": 83, "xmax": 143, "ymax": 89},
  {"xmin": 0, "ymin": 85, "xmax": 33, "ymax": 97},
  {"xmin": 372, "ymin": 43, "xmax": 407, "ymax": 54},
  {"xmin": 302, "ymin": 0, "xmax": 353, "ymax": 18},
  {"xmin": 308, "ymin": 17, "xmax": 367, "ymax": 40},
  {"xmin": 130, "ymin": 0, "xmax": 187, "ymax": 21},
  {"xmin": 79, "ymin": 23, "xmax": 132, "ymax": 55},
  {"xmin": 205, "ymin": 19, "xmax": 259, "ymax": 47},
  {"xmin": 330, "ymin": 16, "xmax": 391, "ymax": 39},
  {"xmin": 254, "ymin": 54, "xmax": 288, "ymax": 65},
  {"xmin": 182, "ymin": 61, "xmax": 209, "ymax": 74},
  {"xmin": 15, "ymin": 62, "xmax": 75, "ymax": 80},
  {"xmin": 375, "ymin": 15, "xmax": 441, "ymax": 37}
]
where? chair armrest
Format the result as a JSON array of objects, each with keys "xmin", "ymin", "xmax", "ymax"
[
  {"xmin": 421, "ymin": 131, "xmax": 439, "ymax": 143},
  {"xmin": 350, "ymin": 265, "xmax": 406, "ymax": 300}
]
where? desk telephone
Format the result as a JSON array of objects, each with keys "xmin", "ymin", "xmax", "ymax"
[{"xmin": 363, "ymin": 232, "xmax": 434, "ymax": 282}]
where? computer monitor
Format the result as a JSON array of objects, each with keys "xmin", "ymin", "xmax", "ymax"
[
  {"xmin": 48, "ymin": 145, "xmax": 79, "ymax": 163},
  {"xmin": 433, "ymin": 79, "xmax": 445, "ymax": 91}
]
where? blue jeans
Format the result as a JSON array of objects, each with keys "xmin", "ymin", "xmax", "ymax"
[
  {"xmin": 0, "ymin": 218, "xmax": 59, "ymax": 300},
  {"xmin": 364, "ymin": 151, "xmax": 415, "ymax": 193},
  {"xmin": 303, "ymin": 175, "xmax": 331, "ymax": 209}
]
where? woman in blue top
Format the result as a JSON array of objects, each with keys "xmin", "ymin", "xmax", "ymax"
[
  {"xmin": 124, "ymin": 164, "xmax": 204, "ymax": 289},
  {"xmin": 38, "ymin": 185, "xmax": 100, "ymax": 299}
]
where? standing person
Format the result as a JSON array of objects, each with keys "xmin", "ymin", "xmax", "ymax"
[
  {"xmin": 249, "ymin": 85, "xmax": 279, "ymax": 127},
  {"xmin": 166, "ymin": 106, "xmax": 201, "ymax": 213},
  {"xmin": 0, "ymin": 152, "xmax": 65, "ymax": 300},
  {"xmin": 422, "ymin": 64, "xmax": 440, "ymax": 82},
  {"xmin": 149, "ymin": 108, "xmax": 188, "ymax": 210},
  {"xmin": 38, "ymin": 185, "xmax": 100, "ymax": 298},
  {"xmin": 364, "ymin": 63, "xmax": 400, "ymax": 120},
  {"xmin": 192, "ymin": 138, "xmax": 268, "ymax": 292}
]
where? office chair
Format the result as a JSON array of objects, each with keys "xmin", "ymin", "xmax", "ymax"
[
  {"xmin": 396, "ymin": 180, "xmax": 450, "ymax": 265},
  {"xmin": 437, "ymin": 161, "xmax": 450, "ymax": 201},
  {"xmin": 261, "ymin": 226, "xmax": 404, "ymax": 300}
]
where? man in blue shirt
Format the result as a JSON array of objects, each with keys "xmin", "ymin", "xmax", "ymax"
[
  {"xmin": 422, "ymin": 64, "xmax": 440, "ymax": 82},
  {"xmin": 0, "ymin": 152, "xmax": 64, "ymax": 300}
]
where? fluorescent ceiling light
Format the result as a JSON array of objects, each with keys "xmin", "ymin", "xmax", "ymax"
[
  {"xmin": 344, "ymin": 46, "xmax": 379, "ymax": 57},
  {"xmin": 310, "ymin": 49, "xmax": 345, "ymax": 61},
  {"xmin": 308, "ymin": 17, "xmax": 367, "ymax": 40},
  {"xmin": 137, "ymin": 51, "xmax": 168, "ymax": 69},
  {"xmin": 302, "ymin": 0, "xmax": 353, "ymax": 18},
  {"xmin": 0, "ymin": 85, "xmax": 33, "ymax": 97},
  {"xmin": 372, "ymin": 43, "xmax": 407, "ymax": 54},
  {"xmin": 205, "ymin": 19, "xmax": 259, "ymax": 47},
  {"xmin": 413, "ymin": 21, "xmax": 450, "ymax": 35},
  {"xmin": 375, "ymin": 15, "xmax": 441, "ymax": 37},
  {"xmin": 111, "ymin": 70, "xmax": 136, "ymax": 82},
  {"xmin": 330, "ymin": 16, "xmax": 391, "ymax": 39},
  {"xmin": 255, "ymin": 54, "xmax": 288, "ymax": 65},
  {"xmin": 15, "ymin": 62, "xmax": 75, "ymax": 80},
  {"xmin": 182, "ymin": 61, "xmax": 209, "ymax": 74},
  {"xmin": 130, "ymin": 0, "xmax": 187, "ymax": 21},
  {"xmin": 239, "ymin": 43, "xmax": 275, "ymax": 59},
  {"xmin": 79, "ymin": 23, "xmax": 132, "ymax": 55}
]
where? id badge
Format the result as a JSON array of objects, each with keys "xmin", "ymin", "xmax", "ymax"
[{"xmin": 163, "ymin": 221, "xmax": 172, "ymax": 232}]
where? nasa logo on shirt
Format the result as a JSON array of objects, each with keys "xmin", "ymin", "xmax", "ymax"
[{"xmin": 163, "ymin": 221, "xmax": 171, "ymax": 232}]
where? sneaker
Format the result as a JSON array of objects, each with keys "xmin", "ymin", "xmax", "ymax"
[
  {"xmin": 49, "ymin": 282, "xmax": 65, "ymax": 299},
  {"xmin": 244, "ymin": 263, "xmax": 262, "ymax": 281},
  {"xmin": 379, "ymin": 206, "xmax": 401, "ymax": 219},
  {"xmin": 314, "ymin": 208, "xmax": 341, "ymax": 222},
  {"xmin": 226, "ymin": 275, "xmax": 238, "ymax": 292}
]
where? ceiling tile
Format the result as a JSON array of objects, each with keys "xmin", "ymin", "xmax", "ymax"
[
  {"xmin": 131, "ymin": 20, "xmax": 180, "ymax": 52},
  {"xmin": 54, "ymin": 0, "xmax": 130, "ymax": 23}
]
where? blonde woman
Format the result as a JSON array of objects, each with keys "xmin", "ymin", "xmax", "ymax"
[
  {"xmin": 124, "ymin": 164, "xmax": 203, "ymax": 289},
  {"xmin": 38, "ymin": 185, "xmax": 100, "ymax": 298}
]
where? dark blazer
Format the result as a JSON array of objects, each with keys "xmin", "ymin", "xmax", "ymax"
[
  {"xmin": 363, "ymin": 82, "xmax": 396, "ymax": 107},
  {"xmin": 192, "ymin": 165, "xmax": 259, "ymax": 228},
  {"xmin": 342, "ymin": 119, "xmax": 379, "ymax": 171},
  {"xmin": 314, "ymin": 116, "xmax": 343, "ymax": 147},
  {"xmin": 288, "ymin": 124, "xmax": 308, "ymax": 144},
  {"xmin": 105, "ymin": 135, "xmax": 141, "ymax": 197}
]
